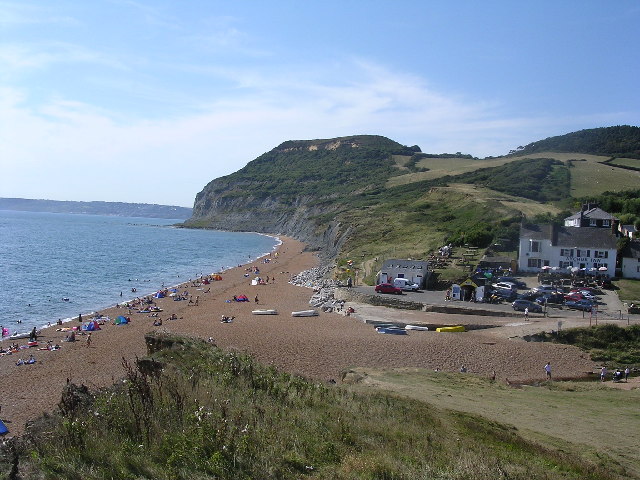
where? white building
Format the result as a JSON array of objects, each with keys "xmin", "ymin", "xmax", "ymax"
[
  {"xmin": 518, "ymin": 224, "xmax": 618, "ymax": 276},
  {"xmin": 378, "ymin": 259, "xmax": 431, "ymax": 288},
  {"xmin": 620, "ymin": 241, "xmax": 640, "ymax": 280}
]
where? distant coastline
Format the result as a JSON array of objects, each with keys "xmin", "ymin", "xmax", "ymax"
[{"xmin": 0, "ymin": 197, "xmax": 192, "ymax": 219}]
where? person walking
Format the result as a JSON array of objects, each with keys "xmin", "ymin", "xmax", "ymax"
[
  {"xmin": 600, "ymin": 366, "xmax": 607, "ymax": 382},
  {"xmin": 254, "ymin": 294, "xmax": 259, "ymax": 304},
  {"xmin": 86, "ymin": 332, "xmax": 92, "ymax": 348},
  {"xmin": 524, "ymin": 307, "xmax": 529, "ymax": 320},
  {"xmin": 544, "ymin": 362, "xmax": 551, "ymax": 380},
  {"xmin": 624, "ymin": 366, "xmax": 630, "ymax": 382}
]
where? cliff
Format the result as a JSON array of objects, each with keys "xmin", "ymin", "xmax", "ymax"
[{"xmin": 186, "ymin": 135, "xmax": 417, "ymax": 256}]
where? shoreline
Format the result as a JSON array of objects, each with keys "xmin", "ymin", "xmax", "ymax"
[
  {"xmin": 0, "ymin": 236, "xmax": 317, "ymax": 436},
  {"xmin": 1, "ymin": 233, "xmax": 283, "ymax": 339},
  {"xmin": 0, "ymin": 236, "xmax": 598, "ymax": 438}
]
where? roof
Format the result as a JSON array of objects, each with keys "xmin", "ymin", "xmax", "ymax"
[
  {"xmin": 621, "ymin": 224, "xmax": 637, "ymax": 233},
  {"xmin": 624, "ymin": 240, "xmax": 640, "ymax": 259},
  {"xmin": 564, "ymin": 207, "xmax": 617, "ymax": 222},
  {"xmin": 521, "ymin": 224, "xmax": 618, "ymax": 249},
  {"xmin": 381, "ymin": 259, "xmax": 429, "ymax": 270}
]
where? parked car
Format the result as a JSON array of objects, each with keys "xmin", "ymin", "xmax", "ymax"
[
  {"xmin": 535, "ymin": 293, "xmax": 565, "ymax": 305},
  {"xmin": 492, "ymin": 282, "xmax": 517, "ymax": 291},
  {"xmin": 496, "ymin": 276, "xmax": 527, "ymax": 289},
  {"xmin": 392, "ymin": 278, "xmax": 420, "ymax": 292},
  {"xmin": 375, "ymin": 283, "xmax": 403, "ymax": 295},
  {"xmin": 492, "ymin": 289, "xmax": 517, "ymax": 301},
  {"xmin": 532, "ymin": 285, "xmax": 557, "ymax": 294},
  {"xmin": 512, "ymin": 299, "xmax": 543, "ymax": 313},
  {"xmin": 565, "ymin": 299, "xmax": 595, "ymax": 311}
]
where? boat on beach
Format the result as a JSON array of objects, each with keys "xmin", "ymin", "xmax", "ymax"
[
  {"xmin": 405, "ymin": 325, "xmax": 429, "ymax": 331},
  {"xmin": 375, "ymin": 326, "xmax": 408, "ymax": 335},
  {"xmin": 252, "ymin": 309, "xmax": 278, "ymax": 315},
  {"xmin": 291, "ymin": 309, "xmax": 319, "ymax": 317},
  {"xmin": 8, "ymin": 330, "xmax": 41, "ymax": 340}
]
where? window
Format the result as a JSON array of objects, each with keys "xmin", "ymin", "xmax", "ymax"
[
  {"xmin": 603, "ymin": 220, "xmax": 610, "ymax": 227},
  {"xmin": 528, "ymin": 258, "xmax": 542, "ymax": 268},
  {"xmin": 576, "ymin": 249, "xmax": 590, "ymax": 258},
  {"xmin": 560, "ymin": 248, "xmax": 574, "ymax": 257},
  {"xmin": 560, "ymin": 261, "xmax": 573, "ymax": 268},
  {"xmin": 590, "ymin": 219, "xmax": 597, "ymax": 226},
  {"xmin": 530, "ymin": 240, "xmax": 540, "ymax": 253},
  {"xmin": 594, "ymin": 251, "xmax": 609, "ymax": 259}
]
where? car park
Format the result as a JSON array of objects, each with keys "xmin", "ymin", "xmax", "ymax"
[
  {"xmin": 374, "ymin": 283, "xmax": 403, "ymax": 295},
  {"xmin": 512, "ymin": 299, "xmax": 542, "ymax": 313},
  {"xmin": 565, "ymin": 299, "xmax": 595, "ymax": 311}
]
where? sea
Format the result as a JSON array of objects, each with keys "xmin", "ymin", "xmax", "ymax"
[{"xmin": 0, "ymin": 210, "xmax": 279, "ymax": 338}]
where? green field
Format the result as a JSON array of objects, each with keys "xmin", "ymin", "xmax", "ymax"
[
  {"xmin": 388, "ymin": 151, "xmax": 640, "ymax": 199},
  {"xmin": 350, "ymin": 368, "xmax": 640, "ymax": 478},
  {"xmin": 608, "ymin": 157, "xmax": 640, "ymax": 169}
]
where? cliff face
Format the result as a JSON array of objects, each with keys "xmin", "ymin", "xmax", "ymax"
[{"xmin": 186, "ymin": 135, "xmax": 415, "ymax": 256}]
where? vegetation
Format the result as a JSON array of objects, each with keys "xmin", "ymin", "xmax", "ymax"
[
  {"xmin": 189, "ymin": 127, "xmax": 640, "ymax": 283},
  {"xmin": 534, "ymin": 325, "xmax": 640, "ymax": 366},
  {"xmin": 11, "ymin": 334, "xmax": 620, "ymax": 479},
  {"xmin": 515, "ymin": 126, "xmax": 640, "ymax": 158}
]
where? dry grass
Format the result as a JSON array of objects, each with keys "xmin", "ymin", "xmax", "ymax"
[{"xmin": 349, "ymin": 367, "xmax": 640, "ymax": 478}]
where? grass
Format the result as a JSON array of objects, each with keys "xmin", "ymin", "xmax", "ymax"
[
  {"xmin": 8, "ymin": 333, "xmax": 622, "ymax": 480},
  {"xmin": 613, "ymin": 278, "xmax": 640, "ymax": 304},
  {"xmin": 349, "ymin": 368, "xmax": 640, "ymax": 479}
]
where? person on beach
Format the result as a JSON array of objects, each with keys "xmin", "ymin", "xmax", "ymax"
[
  {"xmin": 254, "ymin": 294, "xmax": 259, "ymax": 304},
  {"xmin": 544, "ymin": 362, "xmax": 551, "ymax": 379},
  {"xmin": 524, "ymin": 307, "xmax": 529, "ymax": 320},
  {"xmin": 86, "ymin": 333, "xmax": 92, "ymax": 348},
  {"xmin": 29, "ymin": 327, "xmax": 37, "ymax": 342}
]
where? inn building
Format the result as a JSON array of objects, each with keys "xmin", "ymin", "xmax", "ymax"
[{"xmin": 518, "ymin": 223, "xmax": 618, "ymax": 276}]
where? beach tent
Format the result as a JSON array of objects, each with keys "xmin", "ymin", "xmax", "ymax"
[
  {"xmin": 0, "ymin": 419, "xmax": 8, "ymax": 435},
  {"xmin": 81, "ymin": 320, "xmax": 101, "ymax": 331},
  {"xmin": 114, "ymin": 316, "xmax": 129, "ymax": 325},
  {"xmin": 154, "ymin": 292, "xmax": 165, "ymax": 298}
]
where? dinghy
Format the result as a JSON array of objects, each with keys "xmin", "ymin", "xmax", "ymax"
[
  {"xmin": 375, "ymin": 326, "xmax": 407, "ymax": 335},
  {"xmin": 291, "ymin": 310, "xmax": 319, "ymax": 317},
  {"xmin": 405, "ymin": 325, "xmax": 429, "ymax": 331},
  {"xmin": 251, "ymin": 309, "xmax": 278, "ymax": 315}
]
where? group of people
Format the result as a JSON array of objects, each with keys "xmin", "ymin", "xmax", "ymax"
[{"xmin": 602, "ymin": 366, "xmax": 631, "ymax": 382}]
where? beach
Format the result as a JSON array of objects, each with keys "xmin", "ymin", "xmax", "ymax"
[{"xmin": 0, "ymin": 236, "xmax": 596, "ymax": 436}]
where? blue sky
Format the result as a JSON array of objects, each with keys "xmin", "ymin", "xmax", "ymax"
[{"xmin": 1, "ymin": 1, "xmax": 638, "ymax": 207}]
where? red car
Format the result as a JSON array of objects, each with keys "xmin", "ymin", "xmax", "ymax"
[{"xmin": 375, "ymin": 283, "xmax": 403, "ymax": 294}]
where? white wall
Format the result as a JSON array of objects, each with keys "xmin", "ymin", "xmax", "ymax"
[{"xmin": 621, "ymin": 257, "xmax": 640, "ymax": 279}]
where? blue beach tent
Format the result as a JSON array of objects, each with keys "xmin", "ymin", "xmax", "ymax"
[{"xmin": 0, "ymin": 419, "xmax": 8, "ymax": 435}]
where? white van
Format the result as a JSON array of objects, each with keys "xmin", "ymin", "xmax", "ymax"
[{"xmin": 393, "ymin": 278, "xmax": 420, "ymax": 291}]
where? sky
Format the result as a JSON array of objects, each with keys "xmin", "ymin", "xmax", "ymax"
[{"xmin": 1, "ymin": 1, "xmax": 639, "ymax": 207}]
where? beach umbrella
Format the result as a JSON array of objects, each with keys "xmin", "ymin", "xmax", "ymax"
[
  {"xmin": 541, "ymin": 266, "xmax": 551, "ymax": 270},
  {"xmin": 571, "ymin": 267, "xmax": 580, "ymax": 273},
  {"xmin": 598, "ymin": 266, "xmax": 608, "ymax": 271}
]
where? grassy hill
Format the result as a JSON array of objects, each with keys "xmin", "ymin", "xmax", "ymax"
[
  {"xmin": 187, "ymin": 127, "xmax": 640, "ymax": 283},
  {"xmin": 4, "ymin": 333, "xmax": 624, "ymax": 479}
]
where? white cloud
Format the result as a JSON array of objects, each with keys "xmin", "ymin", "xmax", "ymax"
[{"xmin": 0, "ymin": 60, "xmax": 634, "ymax": 206}]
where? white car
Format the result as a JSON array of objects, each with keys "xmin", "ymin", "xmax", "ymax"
[
  {"xmin": 492, "ymin": 282, "xmax": 517, "ymax": 291},
  {"xmin": 393, "ymin": 278, "xmax": 420, "ymax": 291}
]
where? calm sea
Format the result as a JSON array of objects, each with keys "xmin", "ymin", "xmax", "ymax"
[{"xmin": 0, "ymin": 210, "xmax": 279, "ymax": 337}]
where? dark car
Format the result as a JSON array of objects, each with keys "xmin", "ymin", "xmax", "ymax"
[
  {"xmin": 493, "ymin": 288, "xmax": 517, "ymax": 301},
  {"xmin": 535, "ymin": 293, "xmax": 565, "ymax": 305},
  {"xmin": 512, "ymin": 299, "xmax": 543, "ymax": 313},
  {"xmin": 375, "ymin": 283, "xmax": 402, "ymax": 295},
  {"xmin": 565, "ymin": 299, "xmax": 595, "ymax": 311},
  {"xmin": 496, "ymin": 277, "xmax": 527, "ymax": 289}
]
